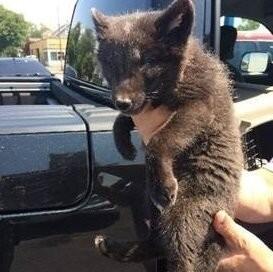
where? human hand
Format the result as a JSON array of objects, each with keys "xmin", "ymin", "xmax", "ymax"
[
  {"xmin": 214, "ymin": 210, "xmax": 273, "ymax": 272},
  {"xmin": 132, "ymin": 104, "xmax": 174, "ymax": 145}
]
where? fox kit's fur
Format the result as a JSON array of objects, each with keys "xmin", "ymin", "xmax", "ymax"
[{"xmin": 92, "ymin": 0, "xmax": 243, "ymax": 271}]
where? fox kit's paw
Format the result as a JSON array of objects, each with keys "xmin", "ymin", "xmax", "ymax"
[
  {"xmin": 113, "ymin": 114, "xmax": 136, "ymax": 161},
  {"xmin": 149, "ymin": 179, "xmax": 178, "ymax": 212},
  {"xmin": 94, "ymin": 235, "xmax": 128, "ymax": 261},
  {"xmin": 118, "ymin": 143, "xmax": 137, "ymax": 161},
  {"xmin": 94, "ymin": 235, "xmax": 144, "ymax": 262}
]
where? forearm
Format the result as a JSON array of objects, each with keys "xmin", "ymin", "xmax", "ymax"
[
  {"xmin": 261, "ymin": 248, "xmax": 273, "ymax": 272},
  {"xmin": 236, "ymin": 169, "xmax": 273, "ymax": 223},
  {"xmin": 250, "ymin": 238, "xmax": 273, "ymax": 272}
]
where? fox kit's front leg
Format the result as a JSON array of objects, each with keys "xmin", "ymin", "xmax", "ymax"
[{"xmin": 113, "ymin": 114, "xmax": 136, "ymax": 160}]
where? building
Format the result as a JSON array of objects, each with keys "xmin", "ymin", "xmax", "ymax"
[{"xmin": 28, "ymin": 24, "xmax": 69, "ymax": 75}]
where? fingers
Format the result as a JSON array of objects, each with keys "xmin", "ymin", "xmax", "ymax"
[
  {"xmin": 214, "ymin": 211, "xmax": 272, "ymax": 256},
  {"xmin": 214, "ymin": 210, "xmax": 255, "ymax": 252},
  {"xmin": 215, "ymin": 211, "xmax": 273, "ymax": 271}
]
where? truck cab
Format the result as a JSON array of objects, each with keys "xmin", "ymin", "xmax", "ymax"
[{"xmin": 0, "ymin": 1, "xmax": 272, "ymax": 272}]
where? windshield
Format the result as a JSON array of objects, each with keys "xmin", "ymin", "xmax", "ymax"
[
  {"xmin": 0, "ymin": 58, "xmax": 51, "ymax": 77},
  {"xmin": 65, "ymin": 0, "xmax": 205, "ymax": 88}
]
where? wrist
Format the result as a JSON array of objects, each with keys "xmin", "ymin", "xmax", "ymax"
[{"xmin": 246, "ymin": 229, "xmax": 273, "ymax": 272}]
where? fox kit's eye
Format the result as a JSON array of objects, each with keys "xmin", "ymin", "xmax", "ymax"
[
  {"xmin": 132, "ymin": 48, "xmax": 141, "ymax": 60},
  {"xmin": 131, "ymin": 48, "xmax": 141, "ymax": 64},
  {"xmin": 145, "ymin": 66, "xmax": 162, "ymax": 79},
  {"xmin": 142, "ymin": 55, "xmax": 157, "ymax": 66}
]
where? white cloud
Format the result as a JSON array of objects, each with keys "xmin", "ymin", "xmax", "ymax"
[{"xmin": 0, "ymin": 0, "xmax": 77, "ymax": 30}]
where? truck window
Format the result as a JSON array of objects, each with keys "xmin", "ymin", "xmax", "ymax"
[
  {"xmin": 221, "ymin": 1, "xmax": 273, "ymax": 86},
  {"xmin": 64, "ymin": 0, "xmax": 206, "ymax": 98},
  {"xmin": 221, "ymin": 17, "xmax": 273, "ymax": 75}
]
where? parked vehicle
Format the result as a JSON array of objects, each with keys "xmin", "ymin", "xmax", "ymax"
[
  {"xmin": 0, "ymin": 1, "xmax": 272, "ymax": 272},
  {"xmin": 25, "ymin": 55, "xmax": 39, "ymax": 61},
  {"xmin": 0, "ymin": 57, "xmax": 60, "ymax": 105},
  {"xmin": 0, "ymin": 58, "xmax": 51, "ymax": 78},
  {"xmin": 227, "ymin": 29, "xmax": 273, "ymax": 84},
  {"xmin": 238, "ymin": 31, "xmax": 273, "ymax": 53}
]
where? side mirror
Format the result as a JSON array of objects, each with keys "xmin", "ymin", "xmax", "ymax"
[{"xmin": 240, "ymin": 52, "xmax": 271, "ymax": 73}]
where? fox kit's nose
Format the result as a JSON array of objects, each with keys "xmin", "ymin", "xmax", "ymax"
[{"xmin": 115, "ymin": 98, "xmax": 132, "ymax": 112}]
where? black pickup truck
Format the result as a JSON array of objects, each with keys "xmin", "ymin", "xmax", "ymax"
[{"xmin": 0, "ymin": 0, "xmax": 273, "ymax": 271}]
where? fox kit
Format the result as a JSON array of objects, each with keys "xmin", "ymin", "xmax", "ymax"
[{"xmin": 92, "ymin": 0, "xmax": 243, "ymax": 271}]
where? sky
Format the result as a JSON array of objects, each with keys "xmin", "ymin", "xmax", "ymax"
[{"xmin": 0, "ymin": 0, "xmax": 77, "ymax": 30}]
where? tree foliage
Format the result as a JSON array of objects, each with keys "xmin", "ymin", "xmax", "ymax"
[
  {"xmin": 29, "ymin": 24, "xmax": 50, "ymax": 38},
  {"xmin": 237, "ymin": 19, "xmax": 260, "ymax": 31},
  {"xmin": 0, "ymin": 5, "xmax": 29, "ymax": 56},
  {"xmin": 2, "ymin": 46, "xmax": 18, "ymax": 57},
  {"xmin": 66, "ymin": 23, "xmax": 103, "ymax": 84}
]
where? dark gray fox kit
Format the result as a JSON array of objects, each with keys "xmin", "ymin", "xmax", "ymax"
[{"xmin": 92, "ymin": 0, "xmax": 243, "ymax": 271}]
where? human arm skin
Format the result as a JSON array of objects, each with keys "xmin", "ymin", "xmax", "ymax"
[{"xmin": 236, "ymin": 168, "xmax": 273, "ymax": 223}]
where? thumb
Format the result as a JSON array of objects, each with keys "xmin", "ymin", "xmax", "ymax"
[
  {"xmin": 214, "ymin": 210, "xmax": 255, "ymax": 252},
  {"xmin": 214, "ymin": 211, "xmax": 273, "ymax": 271}
]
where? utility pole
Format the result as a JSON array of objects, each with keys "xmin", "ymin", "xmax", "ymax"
[{"xmin": 57, "ymin": 3, "xmax": 63, "ymax": 71}]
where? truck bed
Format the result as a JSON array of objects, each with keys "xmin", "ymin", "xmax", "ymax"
[
  {"xmin": 0, "ymin": 81, "xmax": 58, "ymax": 105},
  {"xmin": 0, "ymin": 78, "xmax": 105, "ymax": 106}
]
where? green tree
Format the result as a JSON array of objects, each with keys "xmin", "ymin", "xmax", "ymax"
[
  {"xmin": 66, "ymin": 22, "xmax": 81, "ymax": 67},
  {"xmin": 0, "ymin": 5, "xmax": 29, "ymax": 56},
  {"xmin": 237, "ymin": 19, "xmax": 260, "ymax": 31},
  {"xmin": 2, "ymin": 46, "xmax": 18, "ymax": 57},
  {"xmin": 66, "ymin": 23, "xmax": 103, "ymax": 84},
  {"xmin": 29, "ymin": 24, "xmax": 50, "ymax": 38}
]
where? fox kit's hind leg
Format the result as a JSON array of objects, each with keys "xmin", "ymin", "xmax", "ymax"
[
  {"xmin": 146, "ymin": 100, "xmax": 212, "ymax": 210},
  {"xmin": 94, "ymin": 235, "xmax": 163, "ymax": 262},
  {"xmin": 146, "ymin": 153, "xmax": 178, "ymax": 211}
]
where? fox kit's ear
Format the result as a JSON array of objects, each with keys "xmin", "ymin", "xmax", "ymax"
[
  {"xmin": 91, "ymin": 8, "xmax": 109, "ymax": 40},
  {"xmin": 155, "ymin": 0, "xmax": 194, "ymax": 46}
]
